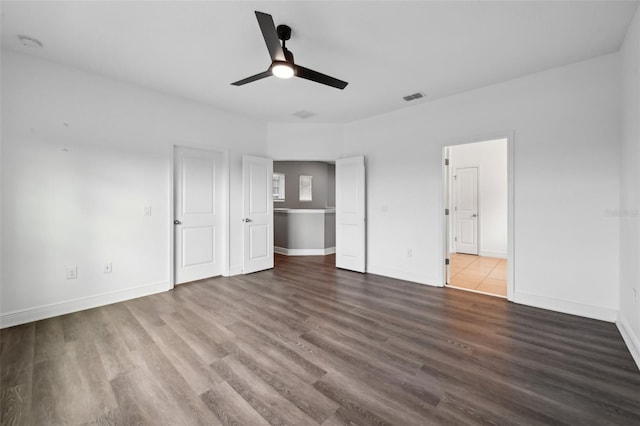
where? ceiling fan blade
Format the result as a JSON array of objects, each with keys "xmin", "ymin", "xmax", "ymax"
[
  {"xmin": 255, "ymin": 11, "xmax": 286, "ymax": 62},
  {"xmin": 231, "ymin": 70, "xmax": 272, "ymax": 86},
  {"xmin": 295, "ymin": 65, "xmax": 348, "ymax": 90}
]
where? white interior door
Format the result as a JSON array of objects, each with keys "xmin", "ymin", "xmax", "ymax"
[
  {"xmin": 455, "ymin": 167, "xmax": 478, "ymax": 255},
  {"xmin": 174, "ymin": 147, "xmax": 223, "ymax": 284},
  {"xmin": 336, "ymin": 156, "xmax": 366, "ymax": 272},
  {"xmin": 242, "ymin": 155, "xmax": 274, "ymax": 274}
]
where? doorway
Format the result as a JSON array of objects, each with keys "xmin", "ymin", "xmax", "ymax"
[
  {"xmin": 267, "ymin": 157, "xmax": 366, "ymax": 273},
  {"xmin": 443, "ymin": 137, "xmax": 512, "ymax": 299},
  {"xmin": 272, "ymin": 161, "xmax": 336, "ymax": 257}
]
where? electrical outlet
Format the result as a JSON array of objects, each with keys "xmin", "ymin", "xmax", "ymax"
[
  {"xmin": 104, "ymin": 262, "xmax": 112, "ymax": 274},
  {"xmin": 66, "ymin": 266, "xmax": 77, "ymax": 280},
  {"xmin": 144, "ymin": 205, "xmax": 152, "ymax": 216},
  {"xmin": 407, "ymin": 249, "xmax": 413, "ymax": 258},
  {"xmin": 633, "ymin": 288, "xmax": 637, "ymax": 305}
]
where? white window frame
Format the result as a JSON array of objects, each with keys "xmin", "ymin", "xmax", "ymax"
[
  {"xmin": 273, "ymin": 172, "xmax": 285, "ymax": 202},
  {"xmin": 299, "ymin": 175, "xmax": 313, "ymax": 202}
]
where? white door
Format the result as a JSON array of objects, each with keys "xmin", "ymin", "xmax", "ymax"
[
  {"xmin": 336, "ymin": 156, "xmax": 366, "ymax": 272},
  {"xmin": 454, "ymin": 167, "xmax": 478, "ymax": 255},
  {"xmin": 242, "ymin": 155, "xmax": 274, "ymax": 274},
  {"xmin": 174, "ymin": 147, "xmax": 223, "ymax": 284}
]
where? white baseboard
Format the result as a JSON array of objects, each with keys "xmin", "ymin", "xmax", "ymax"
[
  {"xmin": 274, "ymin": 246, "xmax": 336, "ymax": 256},
  {"xmin": 0, "ymin": 280, "xmax": 170, "ymax": 329},
  {"xmin": 479, "ymin": 250, "xmax": 507, "ymax": 259},
  {"xmin": 446, "ymin": 284, "xmax": 507, "ymax": 299},
  {"xmin": 366, "ymin": 264, "xmax": 440, "ymax": 287},
  {"xmin": 616, "ymin": 315, "xmax": 640, "ymax": 370},
  {"xmin": 513, "ymin": 291, "xmax": 617, "ymax": 322}
]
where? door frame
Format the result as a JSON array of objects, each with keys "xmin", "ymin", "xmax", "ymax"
[
  {"xmin": 441, "ymin": 132, "xmax": 515, "ymax": 301},
  {"xmin": 169, "ymin": 144, "xmax": 230, "ymax": 289}
]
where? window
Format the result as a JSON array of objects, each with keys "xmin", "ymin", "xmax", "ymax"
[
  {"xmin": 273, "ymin": 173, "xmax": 285, "ymax": 202},
  {"xmin": 299, "ymin": 175, "xmax": 312, "ymax": 202}
]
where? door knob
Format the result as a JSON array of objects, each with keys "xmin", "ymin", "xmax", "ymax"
[
  {"xmin": 472, "ymin": 214, "xmax": 477, "ymax": 218},
  {"xmin": 243, "ymin": 218, "xmax": 252, "ymax": 223},
  {"xmin": 174, "ymin": 219, "xmax": 182, "ymax": 225}
]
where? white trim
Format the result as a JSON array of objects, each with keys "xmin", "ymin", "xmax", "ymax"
[
  {"xmin": 442, "ymin": 146, "xmax": 451, "ymax": 286},
  {"xmin": 274, "ymin": 208, "xmax": 336, "ymax": 214},
  {"xmin": 274, "ymin": 246, "xmax": 336, "ymax": 256},
  {"xmin": 0, "ymin": 280, "xmax": 170, "ymax": 329},
  {"xmin": 366, "ymin": 265, "xmax": 440, "ymax": 287},
  {"xmin": 223, "ymin": 150, "xmax": 230, "ymax": 277},
  {"xmin": 447, "ymin": 284, "xmax": 507, "ymax": 299},
  {"xmin": 479, "ymin": 250, "xmax": 508, "ymax": 259},
  {"xmin": 507, "ymin": 132, "xmax": 515, "ymax": 301},
  {"xmin": 513, "ymin": 291, "xmax": 617, "ymax": 322},
  {"xmin": 616, "ymin": 316, "xmax": 640, "ymax": 370},
  {"xmin": 168, "ymin": 145, "xmax": 175, "ymax": 289}
]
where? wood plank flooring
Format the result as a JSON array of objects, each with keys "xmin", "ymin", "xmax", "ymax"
[{"xmin": 2, "ymin": 254, "xmax": 639, "ymax": 425}]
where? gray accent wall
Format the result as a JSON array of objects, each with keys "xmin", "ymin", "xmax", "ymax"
[
  {"xmin": 273, "ymin": 161, "xmax": 336, "ymax": 253},
  {"xmin": 324, "ymin": 212, "xmax": 336, "ymax": 248},
  {"xmin": 274, "ymin": 211, "xmax": 336, "ymax": 250},
  {"xmin": 273, "ymin": 212, "xmax": 289, "ymax": 248},
  {"xmin": 327, "ymin": 163, "xmax": 336, "ymax": 207},
  {"xmin": 273, "ymin": 161, "xmax": 335, "ymax": 209}
]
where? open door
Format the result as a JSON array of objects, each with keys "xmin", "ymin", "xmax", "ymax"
[
  {"xmin": 242, "ymin": 155, "xmax": 274, "ymax": 274},
  {"xmin": 336, "ymin": 156, "xmax": 366, "ymax": 272},
  {"xmin": 174, "ymin": 147, "xmax": 224, "ymax": 284}
]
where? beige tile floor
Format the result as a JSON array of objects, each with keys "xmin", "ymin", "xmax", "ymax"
[{"xmin": 447, "ymin": 253, "xmax": 507, "ymax": 297}]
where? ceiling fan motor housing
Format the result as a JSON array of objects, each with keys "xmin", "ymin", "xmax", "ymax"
[
  {"xmin": 278, "ymin": 25, "xmax": 294, "ymax": 63},
  {"xmin": 277, "ymin": 24, "xmax": 291, "ymax": 41}
]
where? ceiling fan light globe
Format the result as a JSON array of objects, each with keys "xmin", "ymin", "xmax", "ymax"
[{"xmin": 272, "ymin": 63, "xmax": 295, "ymax": 79}]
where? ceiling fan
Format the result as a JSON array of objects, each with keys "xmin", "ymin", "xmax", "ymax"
[{"xmin": 231, "ymin": 11, "xmax": 348, "ymax": 90}]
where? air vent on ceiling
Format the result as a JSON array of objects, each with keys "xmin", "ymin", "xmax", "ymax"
[
  {"xmin": 403, "ymin": 92, "xmax": 424, "ymax": 102},
  {"xmin": 18, "ymin": 35, "xmax": 43, "ymax": 49},
  {"xmin": 293, "ymin": 110, "xmax": 316, "ymax": 119}
]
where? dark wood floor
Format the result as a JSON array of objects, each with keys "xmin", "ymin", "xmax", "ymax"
[{"xmin": 2, "ymin": 254, "xmax": 639, "ymax": 425}]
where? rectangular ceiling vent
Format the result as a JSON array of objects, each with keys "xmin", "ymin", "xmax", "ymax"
[
  {"xmin": 293, "ymin": 110, "xmax": 316, "ymax": 119},
  {"xmin": 403, "ymin": 92, "xmax": 424, "ymax": 102}
]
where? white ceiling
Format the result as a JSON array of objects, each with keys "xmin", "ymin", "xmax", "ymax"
[{"xmin": 1, "ymin": 1, "xmax": 637, "ymax": 124}]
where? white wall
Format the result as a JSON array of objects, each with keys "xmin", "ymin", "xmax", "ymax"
[
  {"xmin": 449, "ymin": 139, "xmax": 507, "ymax": 258},
  {"xmin": 341, "ymin": 53, "xmax": 621, "ymax": 321},
  {"xmin": 266, "ymin": 123, "xmax": 344, "ymax": 161},
  {"xmin": 618, "ymin": 7, "xmax": 640, "ymax": 367},
  {"xmin": 0, "ymin": 50, "xmax": 266, "ymax": 326}
]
